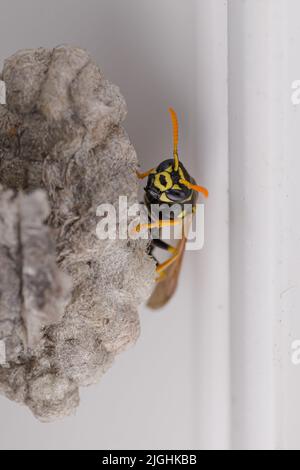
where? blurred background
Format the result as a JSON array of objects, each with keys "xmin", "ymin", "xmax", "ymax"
[{"xmin": 0, "ymin": 0, "xmax": 300, "ymax": 450}]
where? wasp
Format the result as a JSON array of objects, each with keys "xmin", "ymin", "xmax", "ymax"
[{"xmin": 136, "ymin": 108, "xmax": 208, "ymax": 308}]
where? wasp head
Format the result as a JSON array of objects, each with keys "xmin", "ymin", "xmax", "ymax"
[{"xmin": 143, "ymin": 108, "xmax": 209, "ymax": 206}]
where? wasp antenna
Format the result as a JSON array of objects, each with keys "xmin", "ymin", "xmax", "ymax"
[
  {"xmin": 179, "ymin": 178, "xmax": 209, "ymax": 198},
  {"xmin": 169, "ymin": 107, "xmax": 179, "ymax": 171}
]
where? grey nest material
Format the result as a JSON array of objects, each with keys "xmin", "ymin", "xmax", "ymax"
[{"xmin": 0, "ymin": 46, "xmax": 155, "ymax": 421}]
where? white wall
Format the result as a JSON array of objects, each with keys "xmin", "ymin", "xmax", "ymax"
[
  {"xmin": 229, "ymin": 0, "xmax": 300, "ymax": 450},
  {"xmin": 229, "ymin": 0, "xmax": 276, "ymax": 449}
]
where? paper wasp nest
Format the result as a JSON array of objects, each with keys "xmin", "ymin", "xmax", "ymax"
[{"xmin": 0, "ymin": 46, "xmax": 155, "ymax": 421}]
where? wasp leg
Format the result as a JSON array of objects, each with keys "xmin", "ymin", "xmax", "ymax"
[
  {"xmin": 156, "ymin": 249, "xmax": 179, "ymax": 274},
  {"xmin": 152, "ymin": 239, "xmax": 177, "ymax": 254},
  {"xmin": 147, "ymin": 242, "xmax": 164, "ymax": 282},
  {"xmin": 150, "ymin": 239, "xmax": 178, "ymax": 281},
  {"xmin": 133, "ymin": 218, "xmax": 181, "ymax": 234},
  {"xmin": 156, "ymin": 270, "xmax": 167, "ymax": 282},
  {"xmin": 136, "ymin": 168, "xmax": 155, "ymax": 179}
]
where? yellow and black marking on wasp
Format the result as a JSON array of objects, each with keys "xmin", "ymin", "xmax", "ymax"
[{"xmin": 136, "ymin": 108, "xmax": 208, "ymax": 309}]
